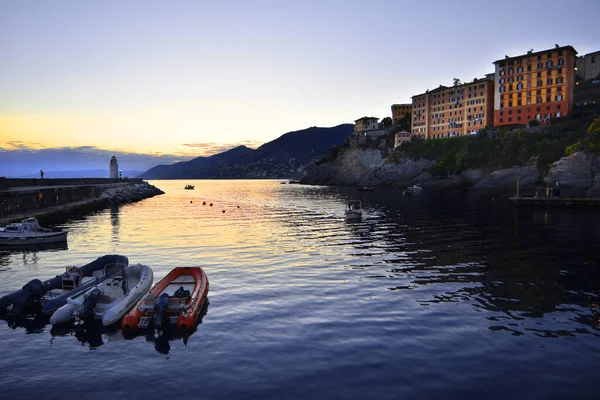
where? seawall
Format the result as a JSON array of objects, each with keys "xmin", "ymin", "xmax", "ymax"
[{"xmin": 0, "ymin": 178, "xmax": 164, "ymax": 225}]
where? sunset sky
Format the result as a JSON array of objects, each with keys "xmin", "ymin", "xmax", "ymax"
[{"xmin": 1, "ymin": 0, "xmax": 600, "ymax": 175}]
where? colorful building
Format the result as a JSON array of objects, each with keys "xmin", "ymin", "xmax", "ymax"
[
  {"xmin": 391, "ymin": 104, "xmax": 412, "ymax": 124},
  {"xmin": 493, "ymin": 45, "xmax": 577, "ymax": 126},
  {"xmin": 411, "ymin": 77, "xmax": 494, "ymax": 139},
  {"xmin": 354, "ymin": 117, "xmax": 379, "ymax": 133},
  {"xmin": 394, "ymin": 131, "xmax": 413, "ymax": 148}
]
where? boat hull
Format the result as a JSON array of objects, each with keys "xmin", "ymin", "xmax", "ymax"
[
  {"xmin": 122, "ymin": 266, "xmax": 209, "ymax": 331},
  {"xmin": 0, "ymin": 255, "xmax": 128, "ymax": 316},
  {"xmin": 0, "ymin": 231, "xmax": 67, "ymax": 246},
  {"xmin": 50, "ymin": 264, "xmax": 153, "ymax": 326}
]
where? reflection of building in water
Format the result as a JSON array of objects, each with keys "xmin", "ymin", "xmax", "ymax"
[
  {"xmin": 110, "ymin": 205, "xmax": 120, "ymax": 245},
  {"xmin": 110, "ymin": 155, "xmax": 119, "ymax": 179}
]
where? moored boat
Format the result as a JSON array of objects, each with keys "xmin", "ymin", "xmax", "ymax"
[
  {"xmin": 184, "ymin": 185, "xmax": 195, "ymax": 190},
  {"xmin": 345, "ymin": 200, "xmax": 363, "ymax": 220},
  {"xmin": 403, "ymin": 184, "xmax": 423, "ymax": 196},
  {"xmin": 50, "ymin": 263, "xmax": 153, "ymax": 327},
  {"xmin": 0, "ymin": 217, "xmax": 67, "ymax": 245},
  {"xmin": 122, "ymin": 266, "xmax": 209, "ymax": 331},
  {"xmin": 0, "ymin": 255, "xmax": 129, "ymax": 317}
]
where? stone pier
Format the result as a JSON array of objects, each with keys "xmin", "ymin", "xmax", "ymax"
[{"xmin": 0, "ymin": 178, "xmax": 164, "ymax": 225}]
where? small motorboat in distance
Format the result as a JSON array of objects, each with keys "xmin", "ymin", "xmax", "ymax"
[
  {"xmin": 184, "ymin": 185, "xmax": 195, "ymax": 190},
  {"xmin": 122, "ymin": 267, "xmax": 209, "ymax": 332},
  {"xmin": 50, "ymin": 263, "xmax": 153, "ymax": 327},
  {"xmin": 358, "ymin": 186, "xmax": 375, "ymax": 192},
  {"xmin": 345, "ymin": 200, "xmax": 363, "ymax": 220},
  {"xmin": 403, "ymin": 184, "xmax": 423, "ymax": 196},
  {"xmin": 0, "ymin": 217, "xmax": 67, "ymax": 245}
]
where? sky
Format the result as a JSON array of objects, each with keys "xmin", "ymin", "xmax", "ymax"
[{"xmin": 1, "ymin": 0, "xmax": 600, "ymax": 176}]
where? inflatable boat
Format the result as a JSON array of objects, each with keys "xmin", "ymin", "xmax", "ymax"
[
  {"xmin": 122, "ymin": 267, "xmax": 209, "ymax": 331},
  {"xmin": 0, "ymin": 255, "xmax": 129, "ymax": 316},
  {"xmin": 50, "ymin": 263, "xmax": 153, "ymax": 327}
]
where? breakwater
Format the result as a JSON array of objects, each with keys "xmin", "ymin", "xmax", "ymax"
[{"xmin": 0, "ymin": 178, "xmax": 164, "ymax": 224}]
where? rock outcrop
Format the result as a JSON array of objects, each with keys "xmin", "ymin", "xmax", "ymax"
[
  {"xmin": 302, "ymin": 146, "xmax": 600, "ymax": 196},
  {"xmin": 98, "ymin": 182, "xmax": 164, "ymax": 204}
]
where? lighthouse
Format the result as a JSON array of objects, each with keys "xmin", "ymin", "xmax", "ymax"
[{"xmin": 110, "ymin": 155, "xmax": 119, "ymax": 179}]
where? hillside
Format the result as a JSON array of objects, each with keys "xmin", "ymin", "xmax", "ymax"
[
  {"xmin": 139, "ymin": 124, "xmax": 354, "ymax": 179},
  {"xmin": 303, "ymin": 107, "xmax": 600, "ymax": 196}
]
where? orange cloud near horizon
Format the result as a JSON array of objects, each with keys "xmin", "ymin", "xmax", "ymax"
[{"xmin": 0, "ymin": 113, "xmax": 265, "ymax": 157}]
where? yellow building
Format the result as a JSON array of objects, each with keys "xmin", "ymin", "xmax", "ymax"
[
  {"xmin": 354, "ymin": 117, "xmax": 379, "ymax": 133},
  {"xmin": 412, "ymin": 78, "xmax": 495, "ymax": 139}
]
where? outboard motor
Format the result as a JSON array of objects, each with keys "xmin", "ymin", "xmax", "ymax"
[
  {"xmin": 153, "ymin": 293, "xmax": 170, "ymax": 330},
  {"xmin": 78, "ymin": 288, "xmax": 101, "ymax": 320},
  {"xmin": 11, "ymin": 279, "xmax": 47, "ymax": 316}
]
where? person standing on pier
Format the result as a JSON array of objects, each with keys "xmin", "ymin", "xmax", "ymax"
[{"xmin": 40, "ymin": 169, "xmax": 44, "ymax": 179}]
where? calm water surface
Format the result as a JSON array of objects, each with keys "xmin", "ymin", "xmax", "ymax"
[{"xmin": 0, "ymin": 180, "xmax": 598, "ymax": 399}]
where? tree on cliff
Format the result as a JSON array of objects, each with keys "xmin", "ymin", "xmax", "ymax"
[
  {"xmin": 380, "ymin": 117, "xmax": 393, "ymax": 129},
  {"xmin": 566, "ymin": 116, "xmax": 600, "ymax": 155}
]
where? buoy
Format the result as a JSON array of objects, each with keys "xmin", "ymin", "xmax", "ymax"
[
  {"xmin": 210, "ymin": 203, "xmax": 213, "ymax": 207},
  {"xmin": 222, "ymin": 210, "xmax": 226, "ymax": 213},
  {"xmin": 190, "ymin": 201, "xmax": 193, "ymax": 203},
  {"xmin": 203, "ymin": 201, "xmax": 206, "ymax": 205},
  {"xmin": 237, "ymin": 206, "xmax": 240, "ymax": 208}
]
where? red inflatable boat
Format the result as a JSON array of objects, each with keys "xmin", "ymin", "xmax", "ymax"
[{"xmin": 122, "ymin": 267, "xmax": 208, "ymax": 331}]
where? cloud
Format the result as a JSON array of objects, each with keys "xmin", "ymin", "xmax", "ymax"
[
  {"xmin": 181, "ymin": 140, "xmax": 263, "ymax": 156},
  {"xmin": 0, "ymin": 145, "xmax": 196, "ymax": 177}
]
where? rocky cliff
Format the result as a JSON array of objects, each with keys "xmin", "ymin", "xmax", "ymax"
[{"xmin": 302, "ymin": 146, "xmax": 600, "ymax": 196}]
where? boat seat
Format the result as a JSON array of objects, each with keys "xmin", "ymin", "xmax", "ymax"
[
  {"xmin": 171, "ymin": 275, "xmax": 195, "ymax": 283},
  {"xmin": 163, "ymin": 282, "xmax": 195, "ymax": 297}
]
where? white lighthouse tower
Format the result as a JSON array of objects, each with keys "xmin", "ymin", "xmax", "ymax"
[{"xmin": 109, "ymin": 155, "xmax": 119, "ymax": 179}]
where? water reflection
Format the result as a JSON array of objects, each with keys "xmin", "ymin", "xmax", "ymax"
[
  {"xmin": 123, "ymin": 300, "xmax": 209, "ymax": 355},
  {"xmin": 36, "ymin": 301, "xmax": 211, "ymax": 352},
  {"xmin": 110, "ymin": 204, "xmax": 120, "ymax": 244},
  {"xmin": 342, "ymin": 190, "xmax": 600, "ymax": 337}
]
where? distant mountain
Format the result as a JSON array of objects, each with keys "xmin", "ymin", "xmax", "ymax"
[
  {"xmin": 139, "ymin": 124, "xmax": 354, "ymax": 179},
  {"xmin": 20, "ymin": 169, "xmax": 143, "ymax": 179}
]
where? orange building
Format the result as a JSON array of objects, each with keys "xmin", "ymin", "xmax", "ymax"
[
  {"xmin": 391, "ymin": 103, "xmax": 412, "ymax": 124},
  {"xmin": 493, "ymin": 45, "xmax": 577, "ymax": 126},
  {"xmin": 411, "ymin": 78, "xmax": 494, "ymax": 139}
]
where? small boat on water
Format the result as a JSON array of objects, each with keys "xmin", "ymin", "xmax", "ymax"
[
  {"xmin": 358, "ymin": 186, "xmax": 375, "ymax": 192},
  {"xmin": 50, "ymin": 263, "xmax": 153, "ymax": 327},
  {"xmin": 122, "ymin": 266, "xmax": 209, "ymax": 331},
  {"xmin": 184, "ymin": 185, "xmax": 195, "ymax": 190},
  {"xmin": 0, "ymin": 217, "xmax": 67, "ymax": 245},
  {"xmin": 0, "ymin": 255, "xmax": 129, "ymax": 317},
  {"xmin": 345, "ymin": 200, "xmax": 363, "ymax": 220},
  {"xmin": 403, "ymin": 185, "xmax": 423, "ymax": 196}
]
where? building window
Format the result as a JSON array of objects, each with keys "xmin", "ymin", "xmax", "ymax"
[
  {"xmin": 517, "ymin": 83, "xmax": 523, "ymax": 90},
  {"xmin": 556, "ymin": 112, "xmax": 562, "ymax": 117},
  {"xmin": 537, "ymin": 62, "xmax": 543, "ymax": 69},
  {"xmin": 527, "ymin": 64, "xmax": 532, "ymax": 71},
  {"xmin": 558, "ymin": 58, "xmax": 564, "ymax": 65},
  {"xmin": 556, "ymin": 94, "xmax": 563, "ymax": 101},
  {"xmin": 546, "ymin": 61, "xmax": 553, "ymax": 68},
  {"xmin": 547, "ymin": 78, "xmax": 553, "ymax": 85}
]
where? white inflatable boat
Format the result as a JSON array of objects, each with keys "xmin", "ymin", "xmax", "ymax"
[{"xmin": 50, "ymin": 263, "xmax": 153, "ymax": 327}]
